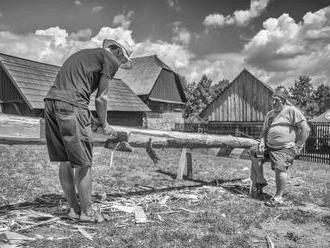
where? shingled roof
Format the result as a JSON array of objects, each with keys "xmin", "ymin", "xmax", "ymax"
[
  {"xmin": 0, "ymin": 53, "xmax": 150, "ymax": 112},
  {"xmin": 115, "ymin": 55, "xmax": 174, "ymax": 96},
  {"xmin": 0, "ymin": 53, "xmax": 58, "ymax": 109}
]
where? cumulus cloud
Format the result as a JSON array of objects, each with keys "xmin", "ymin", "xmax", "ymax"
[
  {"xmin": 0, "ymin": 26, "xmax": 135, "ymax": 66},
  {"xmin": 167, "ymin": 0, "xmax": 181, "ymax": 11},
  {"xmin": 92, "ymin": 6, "xmax": 103, "ymax": 13},
  {"xmin": 180, "ymin": 53, "xmax": 246, "ymax": 83},
  {"xmin": 243, "ymin": 6, "xmax": 330, "ymax": 86},
  {"xmin": 112, "ymin": 11, "xmax": 134, "ymax": 29},
  {"xmin": 74, "ymin": 0, "xmax": 81, "ymax": 6},
  {"xmin": 133, "ymin": 40, "xmax": 194, "ymax": 69},
  {"xmin": 204, "ymin": 0, "xmax": 271, "ymax": 27},
  {"xmin": 172, "ymin": 23, "xmax": 191, "ymax": 46}
]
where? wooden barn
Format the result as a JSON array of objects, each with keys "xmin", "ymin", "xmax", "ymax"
[
  {"xmin": 0, "ymin": 53, "xmax": 150, "ymax": 127},
  {"xmin": 115, "ymin": 55, "xmax": 187, "ymax": 113},
  {"xmin": 200, "ymin": 69, "xmax": 274, "ymax": 122}
]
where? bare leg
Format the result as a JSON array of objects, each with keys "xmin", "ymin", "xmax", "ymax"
[
  {"xmin": 274, "ymin": 168, "xmax": 287, "ymax": 202},
  {"xmin": 59, "ymin": 162, "xmax": 80, "ymax": 213},
  {"xmin": 74, "ymin": 166, "xmax": 93, "ymax": 216}
]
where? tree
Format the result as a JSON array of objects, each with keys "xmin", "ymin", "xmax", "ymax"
[
  {"xmin": 183, "ymin": 75, "xmax": 230, "ymax": 120},
  {"xmin": 289, "ymin": 76, "xmax": 318, "ymax": 117},
  {"xmin": 314, "ymin": 84, "xmax": 330, "ymax": 114}
]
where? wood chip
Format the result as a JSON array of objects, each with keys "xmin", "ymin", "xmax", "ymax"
[
  {"xmin": 112, "ymin": 204, "xmax": 136, "ymax": 213},
  {"xmin": 134, "ymin": 206, "xmax": 147, "ymax": 224},
  {"xmin": 78, "ymin": 226, "xmax": 93, "ymax": 241}
]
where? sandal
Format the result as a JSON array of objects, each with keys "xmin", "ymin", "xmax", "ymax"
[
  {"xmin": 264, "ymin": 198, "xmax": 285, "ymax": 207},
  {"xmin": 79, "ymin": 209, "xmax": 108, "ymax": 223}
]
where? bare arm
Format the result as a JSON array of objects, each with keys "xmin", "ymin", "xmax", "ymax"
[
  {"xmin": 95, "ymin": 74, "xmax": 110, "ymax": 128},
  {"xmin": 296, "ymin": 120, "xmax": 310, "ymax": 149}
]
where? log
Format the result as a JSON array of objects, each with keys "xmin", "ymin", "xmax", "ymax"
[{"xmin": 0, "ymin": 125, "xmax": 258, "ymax": 149}]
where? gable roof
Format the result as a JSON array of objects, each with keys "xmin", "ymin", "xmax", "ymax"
[
  {"xmin": 310, "ymin": 109, "xmax": 330, "ymax": 122},
  {"xmin": 200, "ymin": 69, "xmax": 274, "ymax": 117},
  {"xmin": 90, "ymin": 79, "xmax": 150, "ymax": 112},
  {"xmin": 0, "ymin": 53, "xmax": 59, "ymax": 109},
  {"xmin": 114, "ymin": 55, "xmax": 175, "ymax": 96},
  {"xmin": 0, "ymin": 53, "xmax": 149, "ymax": 112}
]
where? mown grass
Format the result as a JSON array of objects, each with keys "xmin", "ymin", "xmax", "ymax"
[{"xmin": 0, "ymin": 144, "xmax": 330, "ymax": 247}]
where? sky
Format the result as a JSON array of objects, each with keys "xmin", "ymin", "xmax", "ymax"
[{"xmin": 0, "ymin": 0, "xmax": 329, "ymax": 88}]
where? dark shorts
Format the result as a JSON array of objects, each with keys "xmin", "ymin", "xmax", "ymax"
[
  {"xmin": 250, "ymin": 145, "xmax": 296, "ymax": 171},
  {"xmin": 44, "ymin": 99, "xmax": 93, "ymax": 168}
]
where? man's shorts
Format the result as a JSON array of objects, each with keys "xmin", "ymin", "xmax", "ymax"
[
  {"xmin": 44, "ymin": 99, "xmax": 93, "ymax": 168},
  {"xmin": 250, "ymin": 145, "xmax": 296, "ymax": 171}
]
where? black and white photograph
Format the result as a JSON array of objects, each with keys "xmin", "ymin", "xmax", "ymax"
[{"xmin": 0, "ymin": 0, "xmax": 329, "ymax": 247}]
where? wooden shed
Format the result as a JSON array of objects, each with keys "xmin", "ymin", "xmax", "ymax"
[
  {"xmin": 200, "ymin": 69, "xmax": 274, "ymax": 122},
  {"xmin": 115, "ymin": 55, "xmax": 187, "ymax": 113},
  {"xmin": 0, "ymin": 53, "xmax": 150, "ymax": 127}
]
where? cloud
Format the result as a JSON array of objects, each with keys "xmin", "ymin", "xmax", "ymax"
[
  {"xmin": 133, "ymin": 39, "xmax": 194, "ymax": 69},
  {"xmin": 0, "ymin": 12, "xmax": 3, "ymax": 17},
  {"xmin": 0, "ymin": 26, "xmax": 135, "ymax": 66},
  {"xmin": 180, "ymin": 53, "xmax": 246, "ymax": 83},
  {"xmin": 112, "ymin": 11, "xmax": 134, "ymax": 29},
  {"xmin": 203, "ymin": 0, "xmax": 271, "ymax": 27},
  {"xmin": 167, "ymin": 0, "xmax": 181, "ymax": 11},
  {"xmin": 172, "ymin": 23, "xmax": 191, "ymax": 46},
  {"xmin": 92, "ymin": 6, "xmax": 103, "ymax": 13},
  {"xmin": 243, "ymin": 6, "xmax": 330, "ymax": 86},
  {"xmin": 74, "ymin": 0, "xmax": 82, "ymax": 6}
]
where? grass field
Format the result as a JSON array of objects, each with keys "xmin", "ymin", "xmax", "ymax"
[{"xmin": 0, "ymin": 144, "xmax": 329, "ymax": 248}]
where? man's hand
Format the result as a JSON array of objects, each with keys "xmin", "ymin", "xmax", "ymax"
[
  {"xmin": 293, "ymin": 144, "xmax": 303, "ymax": 156},
  {"xmin": 258, "ymin": 138, "xmax": 265, "ymax": 153},
  {"xmin": 102, "ymin": 123, "xmax": 118, "ymax": 137}
]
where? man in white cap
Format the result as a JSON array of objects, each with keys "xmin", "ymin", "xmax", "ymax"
[
  {"xmin": 44, "ymin": 38, "xmax": 132, "ymax": 222},
  {"xmin": 249, "ymin": 87, "xmax": 310, "ymax": 207}
]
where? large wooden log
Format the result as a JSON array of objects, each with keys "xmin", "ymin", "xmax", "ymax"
[{"xmin": 0, "ymin": 125, "xmax": 258, "ymax": 149}]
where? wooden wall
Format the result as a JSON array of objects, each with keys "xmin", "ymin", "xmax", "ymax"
[
  {"xmin": 149, "ymin": 69, "xmax": 184, "ymax": 104},
  {"xmin": 201, "ymin": 70, "xmax": 273, "ymax": 122},
  {"xmin": 106, "ymin": 111, "xmax": 143, "ymax": 127},
  {"xmin": 0, "ymin": 66, "xmax": 33, "ymax": 116}
]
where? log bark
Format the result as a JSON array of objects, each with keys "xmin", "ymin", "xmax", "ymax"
[{"xmin": 0, "ymin": 125, "xmax": 258, "ymax": 149}]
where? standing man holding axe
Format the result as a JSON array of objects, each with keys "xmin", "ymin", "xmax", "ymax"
[{"xmin": 44, "ymin": 38, "xmax": 133, "ymax": 222}]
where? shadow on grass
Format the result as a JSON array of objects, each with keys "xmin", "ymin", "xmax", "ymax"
[
  {"xmin": 0, "ymin": 169, "xmax": 273, "ymax": 214},
  {"xmin": 155, "ymin": 169, "xmax": 273, "ymax": 201},
  {"xmin": 0, "ymin": 193, "xmax": 65, "ymax": 214}
]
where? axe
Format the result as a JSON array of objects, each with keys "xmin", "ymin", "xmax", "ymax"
[{"xmin": 91, "ymin": 116, "xmax": 131, "ymax": 151}]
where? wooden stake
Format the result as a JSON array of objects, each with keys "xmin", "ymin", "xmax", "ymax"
[
  {"xmin": 176, "ymin": 148, "xmax": 187, "ymax": 180},
  {"xmin": 186, "ymin": 149, "xmax": 193, "ymax": 179}
]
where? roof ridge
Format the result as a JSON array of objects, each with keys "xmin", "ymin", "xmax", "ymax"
[
  {"xmin": 199, "ymin": 68, "xmax": 273, "ymax": 116},
  {"xmin": 0, "ymin": 52, "xmax": 60, "ymax": 68}
]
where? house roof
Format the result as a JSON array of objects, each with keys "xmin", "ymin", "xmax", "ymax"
[
  {"xmin": 115, "ymin": 55, "xmax": 176, "ymax": 96},
  {"xmin": 0, "ymin": 53, "xmax": 59, "ymax": 109},
  {"xmin": 200, "ymin": 68, "xmax": 274, "ymax": 117},
  {"xmin": 90, "ymin": 79, "xmax": 150, "ymax": 112},
  {"xmin": 310, "ymin": 109, "xmax": 330, "ymax": 122},
  {"xmin": 0, "ymin": 53, "xmax": 150, "ymax": 112}
]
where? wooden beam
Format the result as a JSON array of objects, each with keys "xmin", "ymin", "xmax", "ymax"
[{"xmin": 0, "ymin": 125, "xmax": 258, "ymax": 149}]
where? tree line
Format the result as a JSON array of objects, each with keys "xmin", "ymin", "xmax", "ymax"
[{"xmin": 183, "ymin": 75, "xmax": 330, "ymax": 120}]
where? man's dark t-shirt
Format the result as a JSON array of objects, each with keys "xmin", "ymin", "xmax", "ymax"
[{"xmin": 45, "ymin": 48, "xmax": 119, "ymax": 109}]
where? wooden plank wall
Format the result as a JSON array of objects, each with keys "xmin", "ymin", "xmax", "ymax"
[
  {"xmin": 204, "ymin": 71, "xmax": 273, "ymax": 122},
  {"xmin": 149, "ymin": 69, "xmax": 183, "ymax": 104}
]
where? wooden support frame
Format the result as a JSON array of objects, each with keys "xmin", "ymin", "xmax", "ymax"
[{"xmin": 176, "ymin": 148, "xmax": 193, "ymax": 180}]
